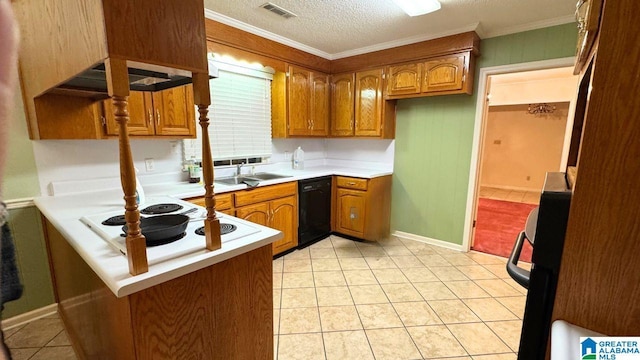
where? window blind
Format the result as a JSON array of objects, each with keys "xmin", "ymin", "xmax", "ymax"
[{"xmin": 184, "ymin": 61, "xmax": 273, "ymax": 162}]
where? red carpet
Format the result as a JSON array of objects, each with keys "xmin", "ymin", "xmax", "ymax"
[{"xmin": 472, "ymin": 198, "xmax": 536, "ymax": 262}]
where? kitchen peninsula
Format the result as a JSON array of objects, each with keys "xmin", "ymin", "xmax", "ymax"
[{"xmin": 37, "ymin": 187, "xmax": 281, "ymax": 359}]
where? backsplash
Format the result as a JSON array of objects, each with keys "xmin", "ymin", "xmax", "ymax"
[{"xmin": 32, "ymin": 137, "xmax": 394, "ymax": 196}]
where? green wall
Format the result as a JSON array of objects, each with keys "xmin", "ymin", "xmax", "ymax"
[
  {"xmin": 3, "ymin": 207, "xmax": 55, "ymax": 318},
  {"xmin": 1, "ymin": 85, "xmax": 54, "ymax": 319},
  {"xmin": 391, "ymin": 23, "xmax": 578, "ymax": 245},
  {"xmin": 3, "ymin": 85, "xmax": 40, "ymax": 199}
]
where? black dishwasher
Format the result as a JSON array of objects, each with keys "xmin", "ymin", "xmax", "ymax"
[{"xmin": 298, "ymin": 176, "xmax": 332, "ymax": 248}]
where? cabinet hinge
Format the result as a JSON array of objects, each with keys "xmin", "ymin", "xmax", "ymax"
[{"xmin": 462, "ymin": 74, "xmax": 466, "ymax": 82}]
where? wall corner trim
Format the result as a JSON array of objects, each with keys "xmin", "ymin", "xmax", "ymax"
[
  {"xmin": 392, "ymin": 230, "xmax": 465, "ymax": 252},
  {"xmin": 5, "ymin": 198, "xmax": 35, "ymax": 210},
  {"xmin": 1, "ymin": 303, "xmax": 58, "ymax": 330}
]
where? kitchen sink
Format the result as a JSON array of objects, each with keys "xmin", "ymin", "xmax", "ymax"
[
  {"xmin": 250, "ymin": 173, "xmax": 292, "ymax": 181},
  {"xmin": 214, "ymin": 173, "xmax": 292, "ymax": 185},
  {"xmin": 214, "ymin": 176, "xmax": 259, "ymax": 185}
]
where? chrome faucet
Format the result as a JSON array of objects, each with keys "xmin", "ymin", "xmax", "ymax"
[{"xmin": 235, "ymin": 162, "xmax": 244, "ymax": 177}]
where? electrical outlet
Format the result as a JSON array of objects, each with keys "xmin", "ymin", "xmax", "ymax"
[
  {"xmin": 144, "ymin": 158, "xmax": 155, "ymax": 172},
  {"xmin": 284, "ymin": 151, "xmax": 291, "ymax": 161}
]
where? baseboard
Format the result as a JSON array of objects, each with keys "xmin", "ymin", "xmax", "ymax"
[
  {"xmin": 481, "ymin": 184, "xmax": 540, "ymax": 192},
  {"xmin": 2, "ymin": 303, "xmax": 58, "ymax": 330},
  {"xmin": 392, "ymin": 231, "xmax": 465, "ymax": 252}
]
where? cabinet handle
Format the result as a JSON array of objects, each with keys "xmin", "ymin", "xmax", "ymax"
[
  {"xmin": 100, "ymin": 116, "xmax": 106, "ymax": 127},
  {"xmin": 311, "ymin": 119, "xmax": 314, "ymax": 129},
  {"xmin": 147, "ymin": 109, "xmax": 152, "ymax": 125},
  {"xmin": 156, "ymin": 109, "xmax": 160, "ymax": 126},
  {"xmin": 347, "ymin": 182, "xmax": 356, "ymax": 186}
]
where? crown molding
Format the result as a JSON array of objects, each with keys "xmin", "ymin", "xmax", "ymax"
[
  {"xmin": 481, "ymin": 15, "xmax": 576, "ymax": 39},
  {"xmin": 204, "ymin": 9, "xmax": 332, "ymax": 60},
  {"xmin": 204, "ymin": 8, "xmax": 575, "ymax": 60},
  {"xmin": 330, "ymin": 23, "xmax": 480, "ymax": 60}
]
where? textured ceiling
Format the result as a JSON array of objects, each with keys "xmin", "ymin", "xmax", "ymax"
[{"xmin": 203, "ymin": 0, "xmax": 576, "ymax": 59}]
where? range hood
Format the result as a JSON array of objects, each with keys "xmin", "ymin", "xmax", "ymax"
[{"xmin": 54, "ymin": 60, "xmax": 219, "ymax": 97}]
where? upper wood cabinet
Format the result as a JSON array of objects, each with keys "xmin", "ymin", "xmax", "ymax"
[
  {"xmin": 330, "ymin": 70, "xmax": 395, "ymax": 139},
  {"xmin": 14, "ymin": 0, "xmax": 208, "ymax": 140},
  {"xmin": 423, "ymin": 55, "xmax": 465, "ymax": 93},
  {"xmin": 387, "ymin": 63, "xmax": 423, "ymax": 96},
  {"xmin": 103, "ymin": 85, "xmax": 196, "ymax": 138},
  {"xmin": 273, "ymin": 65, "xmax": 329, "ymax": 137},
  {"xmin": 330, "ymin": 73, "xmax": 356, "ymax": 137},
  {"xmin": 287, "ymin": 66, "xmax": 312, "ymax": 136},
  {"xmin": 355, "ymin": 69, "xmax": 384, "ymax": 137},
  {"xmin": 310, "ymin": 73, "xmax": 330, "ymax": 136},
  {"xmin": 386, "ymin": 52, "xmax": 474, "ymax": 99}
]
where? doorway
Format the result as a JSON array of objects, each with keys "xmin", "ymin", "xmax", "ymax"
[{"xmin": 464, "ymin": 63, "xmax": 579, "ymax": 260}]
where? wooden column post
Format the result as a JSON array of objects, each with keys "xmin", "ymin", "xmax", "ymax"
[
  {"xmin": 105, "ymin": 58, "xmax": 149, "ymax": 275},
  {"xmin": 192, "ymin": 72, "xmax": 221, "ymax": 251}
]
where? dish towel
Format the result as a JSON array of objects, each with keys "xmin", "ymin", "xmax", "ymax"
[{"xmin": 1, "ymin": 214, "xmax": 22, "ymax": 307}]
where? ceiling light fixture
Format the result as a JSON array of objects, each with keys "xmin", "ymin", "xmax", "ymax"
[
  {"xmin": 527, "ymin": 103, "xmax": 556, "ymax": 115},
  {"xmin": 391, "ymin": 0, "xmax": 441, "ymax": 16}
]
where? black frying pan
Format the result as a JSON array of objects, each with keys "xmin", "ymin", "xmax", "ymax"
[{"xmin": 122, "ymin": 214, "xmax": 190, "ymax": 247}]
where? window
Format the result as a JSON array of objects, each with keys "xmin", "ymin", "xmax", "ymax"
[{"xmin": 183, "ymin": 60, "xmax": 274, "ymax": 163}]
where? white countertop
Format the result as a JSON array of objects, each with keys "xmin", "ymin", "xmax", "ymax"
[
  {"xmin": 35, "ymin": 189, "xmax": 282, "ymax": 298},
  {"xmin": 144, "ymin": 165, "xmax": 393, "ymax": 199},
  {"xmin": 36, "ymin": 165, "xmax": 392, "ymax": 298}
]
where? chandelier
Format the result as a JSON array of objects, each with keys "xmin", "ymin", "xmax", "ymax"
[{"xmin": 527, "ymin": 103, "xmax": 556, "ymax": 115}]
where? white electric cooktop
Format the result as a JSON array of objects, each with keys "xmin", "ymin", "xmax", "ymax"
[{"xmin": 80, "ymin": 196, "xmax": 260, "ymax": 266}]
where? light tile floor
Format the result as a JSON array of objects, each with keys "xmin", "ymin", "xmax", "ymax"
[
  {"xmin": 479, "ymin": 186, "xmax": 540, "ymax": 205},
  {"xmin": 273, "ymin": 235, "xmax": 528, "ymax": 360},
  {"xmin": 3, "ymin": 313, "xmax": 76, "ymax": 360},
  {"xmin": 3, "ymin": 235, "xmax": 529, "ymax": 360}
]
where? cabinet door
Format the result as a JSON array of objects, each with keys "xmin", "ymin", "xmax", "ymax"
[
  {"xmin": 354, "ymin": 69, "xmax": 383, "ymax": 137},
  {"xmin": 270, "ymin": 196, "xmax": 298, "ymax": 254},
  {"xmin": 423, "ymin": 55, "xmax": 465, "ymax": 93},
  {"xmin": 288, "ymin": 66, "xmax": 312, "ymax": 136},
  {"xmin": 103, "ymin": 91, "xmax": 154, "ymax": 136},
  {"xmin": 330, "ymin": 73, "xmax": 355, "ymax": 137},
  {"xmin": 236, "ymin": 202, "xmax": 270, "ymax": 227},
  {"xmin": 310, "ymin": 73, "xmax": 330, "ymax": 136},
  {"xmin": 387, "ymin": 63, "xmax": 422, "ymax": 96},
  {"xmin": 153, "ymin": 85, "xmax": 196, "ymax": 136},
  {"xmin": 336, "ymin": 188, "xmax": 366, "ymax": 236}
]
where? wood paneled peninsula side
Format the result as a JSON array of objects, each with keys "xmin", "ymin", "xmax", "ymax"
[{"xmin": 35, "ymin": 188, "xmax": 281, "ymax": 360}]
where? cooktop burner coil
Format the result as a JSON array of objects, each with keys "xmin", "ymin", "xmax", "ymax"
[
  {"xmin": 102, "ymin": 215, "xmax": 126, "ymax": 226},
  {"xmin": 140, "ymin": 203, "xmax": 183, "ymax": 215},
  {"xmin": 195, "ymin": 223, "xmax": 237, "ymax": 236}
]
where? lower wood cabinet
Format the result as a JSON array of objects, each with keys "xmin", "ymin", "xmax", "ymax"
[
  {"xmin": 187, "ymin": 182, "xmax": 299, "ymax": 256},
  {"xmin": 235, "ymin": 183, "xmax": 298, "ymax": 255},
  {"xmin": 236, "ymin": 195, "xmax": 297, "ymax": 255},
  {"xmin": 334, "ymin": 175, "xmax": 392, "ymax": 241},
  {"xmin": 187, "ymin": 193, "xmax": 234, "ymax": 216}
]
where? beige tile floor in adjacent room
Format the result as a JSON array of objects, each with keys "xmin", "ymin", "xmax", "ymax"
[
  {"xmin": 3, "ymin": 234, "xmax": 530, "ymax": 360},
  {"xmin": 479, "ymin": 186, "xmax": 540, "ymax": 205}
]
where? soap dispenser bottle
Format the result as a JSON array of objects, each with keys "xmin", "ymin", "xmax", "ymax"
[{"xmin": 293, "ymin": 146, "xmax": 304, "ymax": 170}]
